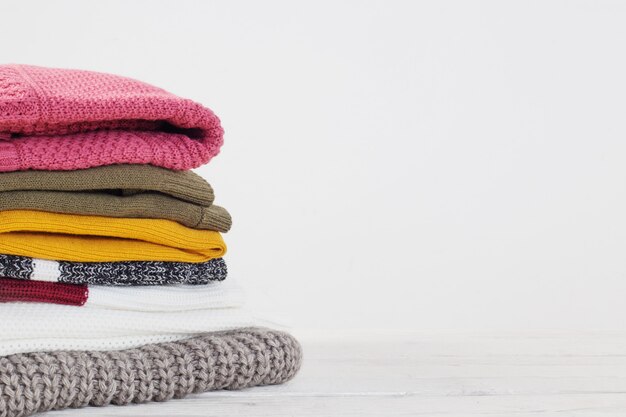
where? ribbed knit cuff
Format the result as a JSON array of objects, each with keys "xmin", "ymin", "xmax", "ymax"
[
  {"xmin": 0, "ymin": 277, "xmax": 87, "ymax": 306},
  {"xmin": 198, "ymin": 205, "xmax": 232, "ymax": 231}
]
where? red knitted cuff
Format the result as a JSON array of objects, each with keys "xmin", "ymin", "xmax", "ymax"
[{"xmin": 0, "ymin": 277, "xmax": 88, "ymax": 306}]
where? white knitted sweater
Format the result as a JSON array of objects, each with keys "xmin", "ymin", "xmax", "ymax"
[
  {"xmin": 85, "ymin": 280, "xmax": 245, "ymax": 311},
  {"xmin": 0, "ymin": 281, "xmax": 260, "ymax": 355}
]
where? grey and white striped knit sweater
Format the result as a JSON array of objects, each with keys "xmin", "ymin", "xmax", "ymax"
[{"xmin": 0, "ymin": 254, "xmax": 227, "ymax": 286}]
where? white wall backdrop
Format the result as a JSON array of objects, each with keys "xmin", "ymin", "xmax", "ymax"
[{"xmin": 3, "ymin": 0, "xmax": 626, "ymax": 331}]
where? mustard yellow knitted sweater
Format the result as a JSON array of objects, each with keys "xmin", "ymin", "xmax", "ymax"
[{"xmin": 0, "ymin": 210, "xmax": 226, "ymax": 262}]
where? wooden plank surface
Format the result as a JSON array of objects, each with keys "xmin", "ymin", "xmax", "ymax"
[{"xmin": 42, "ymin": 331, "xmax": 626, "ymax": 416}]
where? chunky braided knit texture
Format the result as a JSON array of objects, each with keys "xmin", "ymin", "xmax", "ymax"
[
  {"xmin": 0, "ymin": 64, "xmax": 223, "ymax": 171},
  {"xmin": 0, "ymin": 328, "xmax": 302, "ymax": 417}
]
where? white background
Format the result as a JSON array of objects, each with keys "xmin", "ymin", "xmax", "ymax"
[{"xmin": 3, "ymin": 0, "xmax": 626, "ymax": 332}]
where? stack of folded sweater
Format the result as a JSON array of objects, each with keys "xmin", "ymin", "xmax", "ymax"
[{"xmin": 0, "ymin": 65, "xmax": 301, "ymax": 417}]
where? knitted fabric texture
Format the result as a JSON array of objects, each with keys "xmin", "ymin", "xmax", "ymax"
[
  {"xmin": 0, "ymin": 164, "xmax": 214, "ymax": 204},
  {"xmin": 0, "ymin": 64, "xmax": 223, "ymax": 171},
  {"xmin": 0, "ymin": 164, "xmax": 231, "ymax": 231},
  {"xmin": 0, "ymin": 277, "xmax": 241, "ymax": 311},
  {"xmin": 0, "ymin": 328, "xmax": 302, "ymax": 417},
  {"xmin": 0, "ymin": 210, "xmax": 226, "ymax": 262},
  {"xmin": 0, "ymin": 302, "xmax": 258, "ymax": 355},
  {"xmin": 0, "ymin": 254, "xmax": 227, "ymax": 286},
  {"xmin": 85, "ymin": 280, "xmax": 244, "ymax": 311},
  {"xmin": 0, "ymin": 191, "xmax": 231, "ymax": 231},
  {"xmin": 0, "ymin": 278, "xmax": 87, "ymax": 306}
]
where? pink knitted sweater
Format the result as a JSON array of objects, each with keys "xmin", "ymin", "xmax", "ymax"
[{"xmin": 0, "ymin": 65, "xmax": 223, "ymax": 171}]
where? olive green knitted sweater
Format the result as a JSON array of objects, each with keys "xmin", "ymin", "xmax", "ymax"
[{"xmin": 0, "ymin": 164, "xmax": 231, "ymax": 231}]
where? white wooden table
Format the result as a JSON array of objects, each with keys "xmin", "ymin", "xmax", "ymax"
[{"xmin": 43, "ymin": 331, "xmax": 626, "ymax": 416}]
